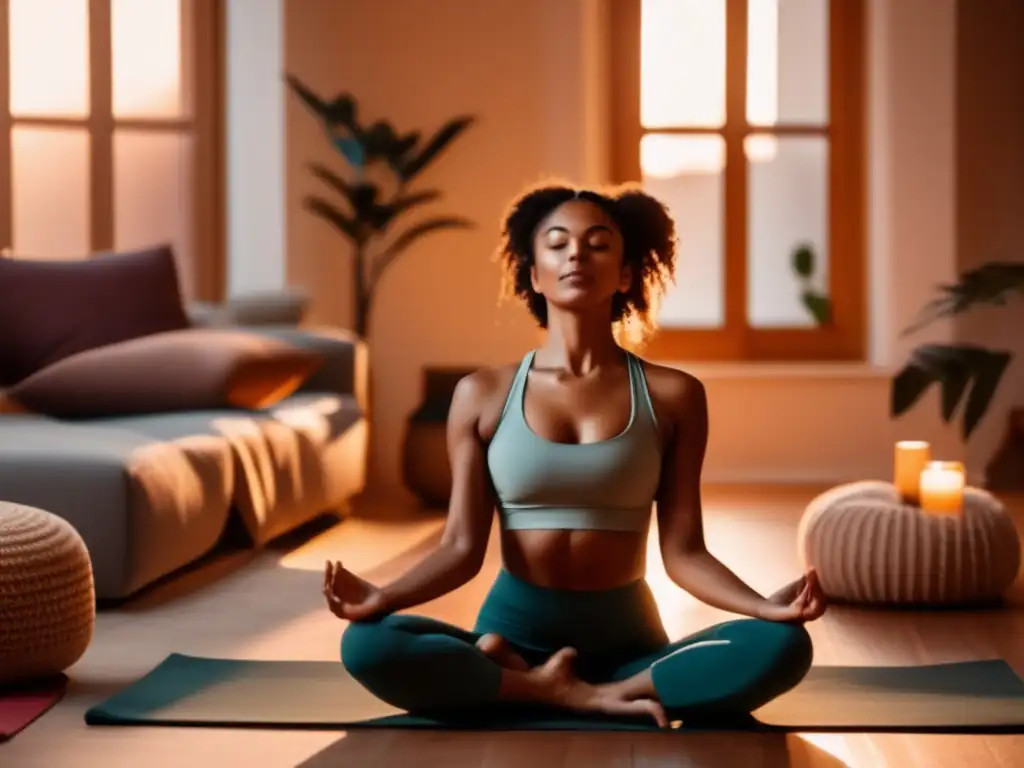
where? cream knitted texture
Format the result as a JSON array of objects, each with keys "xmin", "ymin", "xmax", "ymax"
[{"xmin": 798, "ymin": 481, "xmax": 1021, "ymax": 605}]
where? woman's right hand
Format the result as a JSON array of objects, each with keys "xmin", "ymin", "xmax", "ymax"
[{"xmin": 323, "ymin": 560, "xmax": 389, "ymax": 622}]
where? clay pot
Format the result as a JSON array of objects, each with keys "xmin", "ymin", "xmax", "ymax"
[{"xmin": 402, "ymin": 367, "xmax": 477, "ymax": 508}]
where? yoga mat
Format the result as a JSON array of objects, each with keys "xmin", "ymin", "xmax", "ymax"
[
  {"xmin": 0, "ymin": 674, "xmax": 67, "ymax": 742},
  {"xmin": 84, "ymin": 654, "xmax": 1024, "ymax": 734}
]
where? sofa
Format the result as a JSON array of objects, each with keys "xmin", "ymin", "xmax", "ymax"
[{"xmin": 0, "ymin": 246, "xmax": 368, "ymax": 601}]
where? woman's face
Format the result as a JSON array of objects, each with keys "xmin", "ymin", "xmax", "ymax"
[{"xmin": 529, "ymin": 199, "xmax": 631, "ymax": 315}]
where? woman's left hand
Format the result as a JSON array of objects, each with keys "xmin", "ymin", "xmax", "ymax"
[{"xmin": 760, "ymin": 568, "xmax": 827, "ymax": 623}]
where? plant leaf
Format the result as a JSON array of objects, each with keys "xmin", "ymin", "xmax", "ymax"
[
  {"xmin": 938, "ymin": 359, "xmax": 972, "ymax": 422},
  {"xmin": 331, "ymin": 137, "xmax": 366, "ymax": 168},
  {"xmin": 303, "ymin": 195, "xmax": 365, "ymax": 244},
  {"xmin": 385, "ymin": 189, "xmax": 442, "ymax": 219},
  {"xmin": 308, "ymin": 163, "xmax": 354, "ymax": 200},
  {"xmin": 902, "ymin": 262, "xmax": 1024, "ymax": 335},
  {"xmin": 285, "ymin": 74, "xmax": 328, "ymax": 119},
  {"xmin": 362, "ymin": 121, "xmax": 399, "ymax": 161},
  {"xmin": 398, "ymin": 117, "xmax": 475, "ymax": 181},
  {"xmin": 322, "ymin": 94, "xmax": 357, "ymax": 127},
  {"xmin": 801, "ymin": 290, "xmax": 831, "ymax": 325},
  {"xmin": 962, "ymin": 350, "xmax": 1013, "ymax": 439},
  {"xmin": 388, "ymin": 132, "xmax": 421, "ymax": 168},
  {"xmin": 891, "ymin": 343, "xmax": 1015, "ymax": 440},
  {"xmin": 371, "ymin": 216, "xmax": 475, "ymax": 284},
  {"xmin": 307, "ymin": 166, "xmax": 382, "ymax": 222},
  {"xmin": 891, "ymin": 363, "xmax": 935, "ymax": 418},
  {"xmin": 792, "ymin": 245, "xmax": 814, "ymax": 278}
]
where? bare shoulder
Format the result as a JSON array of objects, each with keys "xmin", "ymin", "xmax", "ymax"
[
  {"xmin": 451, "ymin": 362, "xmax": 521, "ymax": 439},
  {"xmin": 634, "ymin": 358, "xmax": 707, "ymax": 424}
]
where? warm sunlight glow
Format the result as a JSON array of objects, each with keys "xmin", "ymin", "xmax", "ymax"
[
  {"xmin": 641, "ymin": 0, "xmax": 726, "ymax": 129},
  {"xmin": 796, "ymin": 733, "xmax": 856, "ymax": 766},
  {"xmin": 640, "ymin": 0, "xmax": 778, "ymax": 177},
  {"xmin": 114, "ymin": 132, "xmax": 193, "ymax": 290},
  {"xmin": 641, "ymin": 134, "xmax": 724, "ymax": 178},
  {"xmin": 8, "ymin": 0, "xmax": 90, "ymax": 117},
  {"xmin": 111, "ymin": 0, "xmax": 184, "ymax": 117},
  {"xmin": 11, "ymin": 128, "xmax": 90, "ymax": 257},
  {"xmin": 746, "ymin": 0, "xmax": 779, "ymax": 126}
]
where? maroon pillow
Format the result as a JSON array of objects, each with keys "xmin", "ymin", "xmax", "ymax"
[{"xmin": 0, "ymin": 245, "xmax": 190, "ymax": 386}]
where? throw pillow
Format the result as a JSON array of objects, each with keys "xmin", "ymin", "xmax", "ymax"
[
  {"xmin": 6, "ymin": 329, "xmax": 324, "ymax": 418},
  {"xmin": 0, "ymin": 245, "xmax": 190, "ymax": 386}
]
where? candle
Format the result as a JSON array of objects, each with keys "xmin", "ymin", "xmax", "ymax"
[
  {"xmin": 919, "ymin": 461, "xmax": 965, "ymax": 514},
  {"xmin": 894, "ymin": 441, "xmax": 931, "ymax": 505}
]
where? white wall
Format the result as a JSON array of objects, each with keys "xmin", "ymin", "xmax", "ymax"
[{"xmin": 224, "ymin": 0, "xmax": 286, "ymax": 297}]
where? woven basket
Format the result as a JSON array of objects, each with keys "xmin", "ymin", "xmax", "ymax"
[
  {"xmin": 798, "ymin": 481, "xmax": 1022, "ymax": 606},
  {"xmin": 0, "ymin": 501, "xmax": 95, "ymax": 685}
]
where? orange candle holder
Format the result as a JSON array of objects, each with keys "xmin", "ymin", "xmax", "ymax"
[
  {"xmin": 894, "ymin": 441, "xmax": 931, "ymax": 505},
  {"xmin": 919, "ymin": 461, "xmax": 966, "ymax": 515}
]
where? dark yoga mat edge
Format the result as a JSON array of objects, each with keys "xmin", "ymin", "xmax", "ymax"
[{"xmin": 83, "ymin": 653, "xmax": 1024, "ymax": 734}]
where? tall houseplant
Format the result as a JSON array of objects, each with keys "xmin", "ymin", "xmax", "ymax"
[
  {"xmin": 891, "ymin": 263, "xmax": 1024, "ymax": 440},
  {"xmin": 286, "ymin": 75, "xmax": 476, "ymax": 337}
]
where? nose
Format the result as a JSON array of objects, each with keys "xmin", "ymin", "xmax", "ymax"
[{"xmin": 566, "ymin": 238, "xmax": 585, "ymax": 261}]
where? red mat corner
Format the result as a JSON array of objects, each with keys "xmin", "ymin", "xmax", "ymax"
[{"xmin": 0, "ymin": 674, "xmax": 68, "ymax": 742}]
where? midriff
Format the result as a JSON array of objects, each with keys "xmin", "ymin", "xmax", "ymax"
[{"xmin": 500, "ymin": 528, "xmax": 648, "ymax": 591}]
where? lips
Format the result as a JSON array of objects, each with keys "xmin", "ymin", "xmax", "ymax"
[{"xmin": 560, "ymin": 270, "xmax": 592, "ymax": 281}]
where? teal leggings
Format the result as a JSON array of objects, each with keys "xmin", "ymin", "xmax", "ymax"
[{"xmin": 341, "ymin": 570, "xmax": 812, "ymax": 721}]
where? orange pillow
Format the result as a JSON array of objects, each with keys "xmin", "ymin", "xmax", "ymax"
[{"xmin": 6, "ymin": 329, "xmax": 323, "ymax": 418}]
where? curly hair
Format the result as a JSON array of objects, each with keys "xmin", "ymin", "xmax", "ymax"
[{"xmin": 496, "ymin": 181, "xmax": 677, "ymax": 346}]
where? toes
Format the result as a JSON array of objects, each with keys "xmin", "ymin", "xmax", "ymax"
[
  {"xmin": 643, "ymin": 700, "xmax": 669, "ymax": 729},
  {"xmin": 547, "ymin": 647, "xmax": 578, "ymax": 669},
  {"xmin": 475, "ymin": 633, "xmax": 504, "ymax": 655}
]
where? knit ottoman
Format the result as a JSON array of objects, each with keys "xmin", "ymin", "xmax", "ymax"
[
  {"xmin": 797, "ymin": 481, "xmax": 1021, "ymax": 606},
  {"xmin": 0, "ymin": 501, "xmax": 95, "ymax": 685}
]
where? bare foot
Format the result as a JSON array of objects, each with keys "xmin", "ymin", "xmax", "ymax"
[
  {"xmin": 524, "ymin": 648, "xmax": 669, "ymax": 728},
  {"xmin": 476, "ymin": 634, "xmax": 530, "ymax": 671}
]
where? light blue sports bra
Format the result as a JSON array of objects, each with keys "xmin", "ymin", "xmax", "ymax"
[{"xmin": 486, "ymin": 350, "xmax": 662, "ymax": 533}]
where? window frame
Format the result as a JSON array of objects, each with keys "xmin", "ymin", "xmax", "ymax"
[
  {"xmin": 609, "ymin": 0, "xmax": 866, "ymax": 362},
  {"xmin": 0, "ymin": 0, "xmax": 226, "ymax": 301}
]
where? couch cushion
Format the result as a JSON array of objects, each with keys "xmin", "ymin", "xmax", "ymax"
[
  {"xmin": 102, "ymin": 393, "xmax": 367, "ymax": 545},
  {"xmin": 0, "ymin": 415, "xmax": 233, "ymax": 600},
  {"xmin": 243, "ymin": 326, "xmax": 363, "ymax": 402},
  {"xmin": 7, "ymin": 329, "xmax": 324, "ymax": 418},
  {"xmin": 0, "ymin": 245, "xmax": 190, "ymax": 386}
]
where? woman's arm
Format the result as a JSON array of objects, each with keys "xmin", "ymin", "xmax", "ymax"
[
  {"xmin": 654, "ymin": 373, "xmax": 773, "ymax": 620},
  {"xmin": 375, "ymin": 371, "xmax": 497, "ymax": 614}
]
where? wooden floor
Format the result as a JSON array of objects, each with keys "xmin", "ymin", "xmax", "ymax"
[{"xmin": 4, "ymin": 485, "xmax": 1024, "ymax": 767}]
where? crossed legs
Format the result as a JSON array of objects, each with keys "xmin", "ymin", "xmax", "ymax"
[{"xmin": 341, "ymin": 614, "xmax": 812, "ymax": 724}]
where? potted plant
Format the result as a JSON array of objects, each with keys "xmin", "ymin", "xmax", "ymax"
[
  {"xmin": 285, "ymin": 75, "xmax": 477, "ymax": 337},
  {"xmin": 891, "ymin": 262, "xmax": 1024, "ymax": 488}
]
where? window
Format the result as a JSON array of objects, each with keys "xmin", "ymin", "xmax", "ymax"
[
  {"xmin": 610, "ymin": 0, "xmax": 865, "ymax": 361},
  {"xmin": 0, "ymin": 0, "xmax": 224, "ymax": 300}
]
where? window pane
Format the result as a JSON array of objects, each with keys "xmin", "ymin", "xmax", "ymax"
[
  {"xmin": 641, "ymin": 0, "xmax": 726, "ymax": 129},
  {"xmin": 641, "ymin": 134, "xmax": 724, "ymax": 328},
  {"xmin": 114, "ymin": 131, "xmax": 194, "ymax": 295},
  {"xmin": 746, "ymin": 135, "xmax": 829, "ymax": 328},
  {"xmin": 747, "ymin": 0, "xmax": 829, "ymax": 126},
  {"xmin": 112, "ymin": 0, "xmax": 185, "ymax": 117},
  {"xmin": 11, "ymin": 127, "xmax": 91, "ymax": 257},
  {"xmin": 8, "ymin": 0, "xmax": 89, "ymax": 117}
]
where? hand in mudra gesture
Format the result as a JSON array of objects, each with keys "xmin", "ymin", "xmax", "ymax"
[
  {"xmin": 323, "ymin": 560, "xmax": 388, "ymax": 622},
  {"xmin": 761, "ymin": 567, "xmax": 827, "ymax": 623}
]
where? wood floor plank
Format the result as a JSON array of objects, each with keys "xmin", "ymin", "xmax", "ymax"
[{"xmin": 3, "ymin": 485, "xmax": 1024, "ymax": 767}]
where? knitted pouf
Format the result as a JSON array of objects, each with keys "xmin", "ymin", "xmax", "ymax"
[
  {"xmin": 0, "ymin": 501, "xmax": 95, "ymax": 685},
  {"xmin": 797, "ymin": 480, "xmax": 1022, "ymax": 606}
]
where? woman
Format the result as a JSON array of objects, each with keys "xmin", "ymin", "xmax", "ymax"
[{"xmin": 324, "ymin": 183, "xmax": 826, "ymax": 728}]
